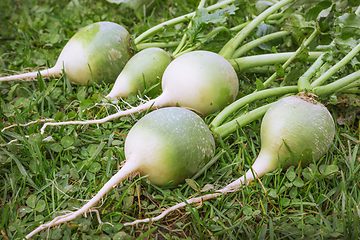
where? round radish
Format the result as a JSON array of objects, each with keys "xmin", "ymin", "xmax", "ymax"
[
  {"xmin": 40, "ymin": 50, "xmax": 239, "ymax": 133},
  {"xmin": 105, "ymin": 47, "xmax": 172, "ymax": 99},
  {"xmin": 0, "ymin": 21, "xmax": 133, "ymax": 85},
  {"xmin": 123, "ymin": 94, "xmax": 336, "ymax": 226},
  {"xmin": 224, "ymin": 94, "xmax": 335, "ymax": 191},
  {"xmin": 125, "ymin": 107, "xmax": 215, "ymax": 186},
  {"xmin": 26, "ymin": 107, "xmax": 215, "ymax": 238}
]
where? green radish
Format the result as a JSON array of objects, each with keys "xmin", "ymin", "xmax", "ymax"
[
  {"xmin": 221, "ymin": 94, "xmax": 335, "ymax": 191},
  {"xmin": 25, "ymin": 107, "xmax": 215, "ymax": 239},
  {"xmin": 105, "ymin": 47, "xmax": 172, "ymax": 99},
  {"xmin": 40, "ymin": 50, "xmax": 239, "ymax": 134},
  {"xmin": 123, "ymin": 94, "xmax": 336, "ymax": 226},
  {"xmin": 0, "ymin": 21, "xmax": 133, "ymax": 85}
]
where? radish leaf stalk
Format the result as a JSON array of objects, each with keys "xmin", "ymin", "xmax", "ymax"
[
  {"xmin": 310, "ymin": 42, "xmax": 360, "ymax": 88},
  {"xmin": 228, "ymin": 11, "xmax": 285, "ymax": 33},
  {"xmin": 228, "ymin": 52, "xmax": 323, "ymax": 72},
  {"xmin": 210, "ymin": 86, "xmax": 299, "ymax": 129},
  {"xmin": 312, "ymin": 70, "xmax": 360, "ymax": 96},
  {"xmin": 337, "ymin": 79, "xmax": 360, "ymax": 92},
  {"xmin": 218, "ymin": 0, "xmax": 293, "ymax": 59},
  {"xmin": 135, "ymin": 41, "xmax": 179, "ymax": 51},
  {"xmin": 298, "ymin": 53, "xmax": 326, "ymax": 92},
  {"xmin": 231, "ymin": 30, "xmax": 291, "ymax": 58},
  {"xmin": 213, "ymin": 103, "xmax": 273, "ymax": 138},
  {"xmin": 263, "ymin": 28, "xmax": 319, "ymax": 88}
]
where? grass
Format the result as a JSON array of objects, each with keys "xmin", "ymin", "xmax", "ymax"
[{"xmin": 1, "ymin": 0, "xmax": 360, "ymax": 239}]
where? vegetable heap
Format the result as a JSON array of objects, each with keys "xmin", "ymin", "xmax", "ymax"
[{"xmin": 1, "ymin": 0, "xmax": 360, "ymax": 239}]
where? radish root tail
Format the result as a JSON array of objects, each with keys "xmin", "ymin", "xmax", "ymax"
[
  {"xmin": 123, "ymin": 192, "xmax": 223, "ymax": 226},
  {"xmin": 123, "ymin": 174, "xmax": 252, "ymax": 226},
  {"xmin": 25, "ymin": 163, "xmax": 138, "ymax": 239},
  {"xmin": 40, "ymin": 96, "xmax": 169, "ymax": 134},
  {"xmin": 2, "ymin": 119, "xmax": 54, "ymax": 132},
  {"xmin": 0, "ymin": 67, "xmax": 61, "ymax": 82}
]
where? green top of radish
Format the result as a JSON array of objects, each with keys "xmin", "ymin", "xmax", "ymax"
[
  {"xmin": 0, "ymin": 21, "xmax": 133, "ymax": 85},
  {"xmin": 57, "ymin": 21, "xmax": 133, "ymax": 85},
  {"xmin": 105, "ymin": 47, "xmax": 172, "ymax": 99}
]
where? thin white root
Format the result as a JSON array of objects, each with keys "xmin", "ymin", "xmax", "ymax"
[
  {"xmin": 88, "ymin": 209, "xmax": 114, "ymax": 227},
  {"xmin": 26, "ymin": 211, "xmax": 78, "ymax": 239},
  {"xmin": 0, "ymin": 77, "xmax": 36, "ymax": 82},
  {"xmin": 0, "ymin": 137, "xmax": 24, "ymax": 146},
  {"xmin": 0, "ymin": 67, "xmax": 60, "ymax": 82},
  {"xmin": 1, "ymin": 118, "xmax": 54, "ymax": 132},
  {"xmin": 218, "ymin": 178, "xmax": 247, "ymax": 193},
  {"xmin": 1, "ymin": 119, "xmax": 53, "ymax": 146},
  {"xmin": 40, "ymin": 113, "xmax": 130, "ymax": 134},
  {"xmin": 25, "ymin": 163, "xmax": 138, "ymax": 239},
  {"xmin": 0, "ymin": 72, "xmax": 38, "ymax": 82},
  {"xmin": 40, "ymin": 95, "xmax": 168, "ymax": 134},
  {"xmin": 88, "ymin": 209, "xmax": 101, "ymax": 224},
  {"xmin": 2, "ymin": 138, "xmax": 20, "ymax": 145},
  {"xmin": 0, "ymin": 135, "xmax": 30, "ymax": 146},
  {"xmin": 123, "ymin": 170, "xmax": 256, "ymax": 226},
  {"xmin": 123, "ymin": 192, "xmax": 223, "ymax": 226}
]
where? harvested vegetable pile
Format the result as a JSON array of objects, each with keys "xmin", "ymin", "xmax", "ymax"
[{"xmin": 1, "ymin": 0, "xmax": 359, "ymax": 239}]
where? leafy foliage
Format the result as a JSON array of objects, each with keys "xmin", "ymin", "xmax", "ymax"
[{"xmin": 186, "ymin": 5, "xmax": 237, "ymax": 41}]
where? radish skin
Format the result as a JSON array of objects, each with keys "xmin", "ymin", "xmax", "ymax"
[
  {"xmin": 0, "ymin": 22, "xmax": 132, "ymax": 85},
  {"xmin": 124, "ymin": 94, "xmax": 336, "ymax": 226},
  {"xmin": 26, "ymin": 107, "xmax": 215, "ymax": 238},
  {"xmin": 40, "ymin": 50, "xmax": 239, "ymax": 134},
  {"xmin": 105, "ymin": 47, "xmax": 172, "ymax": 99}
]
